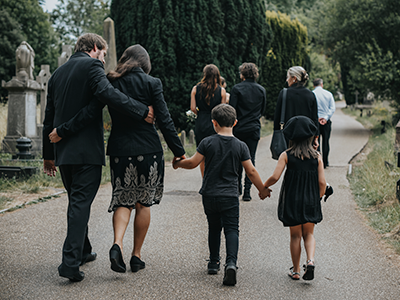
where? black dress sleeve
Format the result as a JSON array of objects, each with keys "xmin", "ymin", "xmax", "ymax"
[{"xmin": 151, "ymin": 78, "xmax": 185, "ymax": 157}]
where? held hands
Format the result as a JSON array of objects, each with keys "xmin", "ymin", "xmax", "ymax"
[
  {"xmin": 49, "ymin": 128, "xmax": 62, "ymax": 143},
  {"xmin": 43, "ymin": 159, "xmax": 57, "ymax": 177},
  {"xmin": 172, "ymin": 155, "xmax": 186, "ymax": 169},
  {"xmin": 258, "ymin": 186, "xmax": 272, "ymax": 200}
]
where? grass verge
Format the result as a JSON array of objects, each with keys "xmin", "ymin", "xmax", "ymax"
[{"xmin": 343, "ymin": 103, "xmax": 400, "ymax": 254}]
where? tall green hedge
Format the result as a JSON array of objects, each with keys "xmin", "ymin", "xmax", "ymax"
[
  {"xmin": 111, "ymin": 0, "xmax": 272, "ymax": 130},
  {"xmin": 260, "ymin": 11, "xmax": 309, "ymax": 119}
]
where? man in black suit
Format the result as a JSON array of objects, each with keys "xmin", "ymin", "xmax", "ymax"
[{"xmin": 42, "ymin": 33, "xmax": 154, "ymax": 282}]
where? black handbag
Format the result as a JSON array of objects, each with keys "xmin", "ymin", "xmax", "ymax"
[{"xmin": 270, "ymin": 88, "xmax": 288, "ymax": 160}]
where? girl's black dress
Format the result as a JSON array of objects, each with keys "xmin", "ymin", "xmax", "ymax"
[
  {"xmin": 278, "ymin": 151, "xmax": 322, "ymax": 227},
  {"xmin": 194, "ymin": 84, "xmax": 222, "ymax": 146}
]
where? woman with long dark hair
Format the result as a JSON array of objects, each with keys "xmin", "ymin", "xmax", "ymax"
[
  {"xmin": 190, "ymin": 64, "xmax": 227, "ymax": 176},
  {"xmin": 106, "ymin": 45, "xmax": 185, "ymax": 273}
]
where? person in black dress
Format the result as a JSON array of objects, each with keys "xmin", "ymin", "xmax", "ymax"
[
  {"xmin": 264, "ymin": 116, "xmax": 326, "ymax": 281},
  {"xmin": 229, "ymin": 63, "xmax": 266, "ymax": 201},
  {"xmin": 190, "ymin": 64, "xmax": 227, "ymax": 176},
  {"xmin": 106, "ymin": 45, "xmax": 185, "ymax": 273},
  {"xmin": 274, "ymin": 66, "xmax": 319, "ymax": 147}
]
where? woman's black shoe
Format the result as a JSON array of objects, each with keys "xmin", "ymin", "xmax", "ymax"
[
  {"xmin": 130, "ymin": 255, "xmax": 145, "ymax": 272},
  {"xmin": 109, "ymin": 244, "xmax": 126, "ymax": 273}
]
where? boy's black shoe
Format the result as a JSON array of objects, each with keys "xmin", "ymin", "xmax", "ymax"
[
  {"xmin": 223, "ymin": 264, "xmax": 237, "ymax": 286},
  {"xmin": 207, "ymin": 261, "xmax": 220, "ymax": 274}
]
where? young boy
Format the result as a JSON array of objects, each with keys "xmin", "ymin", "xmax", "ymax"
[{"xmin": 173, "ymin": 104, "xmax": 270, "ymax": 286}]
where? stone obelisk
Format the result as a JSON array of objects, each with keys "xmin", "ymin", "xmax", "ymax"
[{"xmin": 103, "ymin": 17, "xmax": 118, "ymax": 74}]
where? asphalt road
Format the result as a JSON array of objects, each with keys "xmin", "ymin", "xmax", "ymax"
[{"xmin": 1, "ymin": 101, "xmax": 400, "ymax": 299}]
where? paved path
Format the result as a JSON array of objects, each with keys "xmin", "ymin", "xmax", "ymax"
[{"xmin": 1, "ymin": 102, "xmax": 400, "ymax": 299}]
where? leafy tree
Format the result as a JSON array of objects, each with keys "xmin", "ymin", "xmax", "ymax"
[
  {"xmin": 111, "ymin": 0, "xmax": 272, "ymax": 130},
  {"xmin": 259, "ymin": 11, "xmax": 309, "ymax": 118},
  {"xmin": 0, "ymin": 0, "xmax": 58, "ymax": 101},
  {"xmin": 323, "ymin": 0, "xmax": 400, "ymax": 105},
  {"xmin": 51, "ymin": 0, "xmax": 110, "ymax": 45}
]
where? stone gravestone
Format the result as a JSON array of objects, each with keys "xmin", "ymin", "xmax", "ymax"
[
  {"xmin": 180, "ymin": 130, "xmax": 186, "ymax": 146},
  {"xmin": 58, "ymin": 45, "xmax": 73, "ymax": 67},
  {"xmin": 36, "ymin": 65, "xmax": 51, "ymax": 140},
  {"xmin": 103, "ymin": 17, "xmax": 118, "ymax": 74},
  {"xmin": 1, "ymin": 41, "xmax": 42, "ymax": 155},
  {"xmin": 189, "ymin": 129, "xmax": 195, "ymax": 144}
]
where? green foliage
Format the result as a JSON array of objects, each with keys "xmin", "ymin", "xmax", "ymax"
[
  {"xmin": 111, "ymin": 0, "xmax": 272, "ymax": 130},
  {"xmin": 308, "ymin": 52, "xmax": 341, "ymax": 97},
  {"xmin": 323, "ymin": 0, "xmax": 400, "ymax": 105},
  {"xmin": 0, "ymin": 0, "xmax": 58, "ymax": 100},
  {"xmin": 51, "ymin": 0, "xmax": 111, "ymax": 45},
  {"xmin": 259, "ymin": 11, "xmax": 309, "ymax": 118}
]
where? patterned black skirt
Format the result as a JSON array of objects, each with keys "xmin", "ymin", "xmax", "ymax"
[{"xmin": 108, "ymin": 152, "xmax": 164, "ymax": 212}]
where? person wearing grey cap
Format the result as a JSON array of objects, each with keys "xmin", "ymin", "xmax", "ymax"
[{"xmin": 263, "ymin": 116, "xmax": 326, "ymax": 281}]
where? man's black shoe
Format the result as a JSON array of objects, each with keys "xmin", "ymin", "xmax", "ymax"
[
  {"xmin": 60, "ymin": 271, "xmax": 85, "ymax": 282},
  {"xmin": 80, "ymin": 252, "xmax": 97, "ymax": 266},
  {"xmin": 223, "ymin": 264, "xmax": 237, "ymax": 286}
]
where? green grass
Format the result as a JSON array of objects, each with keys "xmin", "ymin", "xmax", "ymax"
[{"xmin": 344, "ymin": 103, "xmax": 400, "ymax": 253}]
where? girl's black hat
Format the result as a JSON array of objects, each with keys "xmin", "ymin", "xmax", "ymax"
[{"xmin": 283, "ymin": 116, "xmax": 317, "ymax": 141}]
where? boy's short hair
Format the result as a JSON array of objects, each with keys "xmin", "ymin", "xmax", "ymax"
[{"xmin": 211, "ymin": 104, "xmax": 236, "ymax": 127}]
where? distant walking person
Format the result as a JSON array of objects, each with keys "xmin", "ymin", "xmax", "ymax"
[
  {"xmin": 190, "ymin": 64, "xmax": 227, "ymax": 176},
  {"xmin": 43, "ymin": 33, "xmax": 154, "ymax": 282},
  {"xmin": 313, "ymin": 78, "xmax": 335, "ymax": 168},
  {"xmin": 229, "ymin": 63, "xmax": 266, "ymax": 201},
  {"xmin": 264, "ymin": 116, "xmax": 326, "ymax": 281}
]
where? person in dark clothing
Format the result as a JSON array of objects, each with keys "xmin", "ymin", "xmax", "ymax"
[
  {"xmin": 173, "ymin": 104, "xmax": 270, "ymax": 286},
  {"xmin": 229, "ymin": 63, "xmax": 266, "ymax": 201},
  {"xmin": 264, "ymin": 116, "xmax": 326, "ymax": 281},
  {"xmin": 105, "ymin": 45, "xmax": 185, "ymax": 273},
  {"xmin": 273, "ymin": 66, "xmax": 319, "ymax": 147},
  {"xmin": 190, "ymin": 64, "xmax": 227, "ymax": 176},
  {"xmin": 43, "ymin": 33, "xmax": 154, "ymax": 282}
]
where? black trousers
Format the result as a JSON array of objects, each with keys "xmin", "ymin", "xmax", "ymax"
[
  {"xmin": 202, "ymin": 196, "xmax": 239, "ymax": 265},
  {"xmin": 318, "ymin": 120, "xmax": 332, "ymax": 167},
  {"xmin": 234, "ymin": 131, "xmax": 260, "ymax": 194},
  {"xmin": 58, "ymin": 164, "xmax": 102, "ymax": 276}
]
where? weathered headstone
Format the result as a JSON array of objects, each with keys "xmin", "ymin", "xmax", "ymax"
[
  {"xmin": 103, "ymin": 17, "xmax": 118, "ymax": 74},
  {"xmin": 180, "ymin": 130, "xmax": 186, "ymax": 146},
  {"xmin": 1, "ymin": 42, "xmax": 41, "ymax": 155},
  {"xmin": 58, "ymin": 45, "xmax": 73, "ymax": 67},
  {"xmin": 36, "ymin": 65, "xmax": 51, "ymax": 139},
  {"xmin": 188, "ymin": 129, "xmax": 195, "ymax": 144}
]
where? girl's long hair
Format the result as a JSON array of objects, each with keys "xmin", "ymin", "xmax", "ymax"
[
  {"xmin": 197, "ymin": 64, "xmax": 221, "ymax": 105},
  {"xmin": 107, "ymin": 44, "xmax": 151, "ymax": 81},
  {"xmin": 288, "ymin": 136, "xmax": 319, "ymax": 159}
]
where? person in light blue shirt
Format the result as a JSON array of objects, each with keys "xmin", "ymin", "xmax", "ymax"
[{"xmin": 312, "ymin": 78, "xmax": 335, "ymax": 168}]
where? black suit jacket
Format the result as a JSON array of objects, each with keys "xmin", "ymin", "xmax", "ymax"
[
  {"xmin": 229, "ymin": 79, "xmax": 266, "ymax": 138},
  {"xmin": 107, "ymin": 68, "xmax": 185, "ymax": 157},
  {"xmin": 274, "ymin": 83, "xmax": 319, "ymax": 133},
  {"xmin": 43, "ymin": 52, "xmax": 149, "ymax": 166}
]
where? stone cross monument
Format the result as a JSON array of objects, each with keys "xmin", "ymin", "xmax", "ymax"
[
  {"xmin": 103, "ymin": 17, "xmax": 118, "ymax": 74},
  {"xmin": 58, "ymin": 45, "xmax": 73, "ymax": 67},
  {"xmin": 1, "ymin": 41, "xmax": 42, "ymax": 155}
]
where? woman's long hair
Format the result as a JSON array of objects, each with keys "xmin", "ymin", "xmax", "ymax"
[
  {"xmin": 197, "ymin": 64, "xmax": 221, "ymax": 105},
  {"xmin": 107, "ymin": 44, "xmax": 151, "ymax": 81},
  {"xmin": 288, "ymin": 136, "xmax": 319, "ymax": 160}
]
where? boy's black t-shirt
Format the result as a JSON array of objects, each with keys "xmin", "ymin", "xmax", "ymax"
[{"xmin": 197, "ymin": 134, "xmax": 251, "ymax": 197}]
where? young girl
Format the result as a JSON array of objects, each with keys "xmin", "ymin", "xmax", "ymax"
[{"xmin": 264, "ymin": 116, "xmax": 326, "ymax": 281}]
